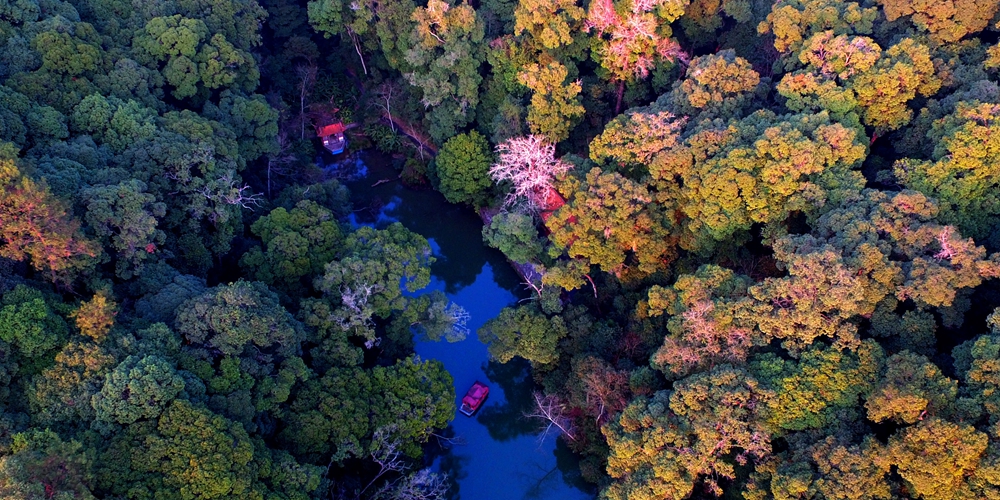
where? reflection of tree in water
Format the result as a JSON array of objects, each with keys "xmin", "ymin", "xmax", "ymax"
[
  {"xmin": 553, "ymin": 439, "xmax": 595, "ymax": 494},
  {"xmin": 476, "ymin": 359, "xmax": 539, "ymax": 442},
  {"xmin": 517, "ymin": 440, "xmax": 596, "ymax": 499},
  {"xmin": 422, "ymin": 426, "xmax": 468, "ymax": 500},
  {"xmin": 521, "ymin": 462, "xmax": 561, "ymax": 500},
  {"xmin": 345, "ymin": 152, "xmax": 524, "ymax": 295}
]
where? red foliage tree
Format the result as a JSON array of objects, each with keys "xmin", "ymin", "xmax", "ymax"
[{"xmin": 0, "ymin": 157, "xmax": 96, "ymax": 287}]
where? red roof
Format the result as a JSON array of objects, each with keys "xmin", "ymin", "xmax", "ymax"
[
  {"xmin": 538, "ymin": 186, "xmax": 567, "ymax": 223},
  {"xmin": 317, "ymin": 123, "xmax": 346, "ymax": 137}
]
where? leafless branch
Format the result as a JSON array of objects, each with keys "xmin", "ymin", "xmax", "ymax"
[
  {"xmin": 525, "ymin": 392, "xmax": 577, "ymax": 442},
  {"xmin": 490, "ymin": 135, "xmax": 571, "ymax": 215}
]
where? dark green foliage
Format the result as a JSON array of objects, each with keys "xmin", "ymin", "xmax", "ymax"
[
  {"xmin": 483, "ymin": 211, "xmax": 544, "ymax": 263},
  {"xmin": 0, "ymin": 285, "xmax": 67, "ymax": 360},
  {"xmin": 434, "ymin": 130, "xmax": 493, "ymax": 206},
  {"xmin": 175, "ymin": 280, "xmax": 303, "ymax": 359},
  {"xmin": 239, "ymin": 200, "xmax": 344, "ymax": 294},
  {"xmin": 91, "ymin": 355, "xmax": 186, "ymax": 425},
  {"xmin": 316, "ymin": 223, "xmax": 433, "ymax": 320},
  {"xmin": 134, "ymin": 274, "xmax": 207, "ymax": 324},
  {"xmin": 280, "ymin": 356, "xmax": 454, "ymax": 459},
  {"xmin": 478, "ymin": 305, "xmax": 567, "ymax": 365}
]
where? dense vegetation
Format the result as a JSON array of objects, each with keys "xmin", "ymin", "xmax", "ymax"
[{"xmin": 3, "ymin": 0, "xmax": 1000, "ymax": 498}]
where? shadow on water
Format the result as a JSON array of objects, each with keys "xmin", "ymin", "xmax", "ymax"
[
  {"xmin": 476, "ymin": 359, "xmax": 540, "ymax": 442},
  {"xmin": 338, "ymin": 151, "xmax": 595, "ymax": 500},
  {"xmin": 343, "ymin": 152, "xmax": 522, "ymax": 295}
]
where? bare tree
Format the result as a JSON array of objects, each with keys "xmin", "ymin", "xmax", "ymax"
[
  {"xmin": 525, "ymin": 392, "xmax": 577, "ymax": 442},
  {"xmin": 489, "ymin": 135, "xmax": 572, "ymax": 214},
  {"xmin": 346, "ymin": 28, "xmax": 368, "ymax": 75},
  {"xmin": 201, "ymin": 171, "xmax": 263, "ymax": 211},
  {"xmin": 266, "ymin": 131, "xmax": 297, "ymax": 198},
  {"xmin": 370, "ymin": 469, "xmax": 449, "ymax": 500},
  {"xmin": 358, "ymin": 426, "xmax": 408, "ymax": 497},
  {"xmin": 296, "ymin": 64, "xmax": 318, "ymax": 140},
  {"xmin": 375, "ymin": 81, "xmax": 398, "ymax": 133},
  {"xmin": 332, "ymin": 283, "xmax": 382, "ymax": 347}
]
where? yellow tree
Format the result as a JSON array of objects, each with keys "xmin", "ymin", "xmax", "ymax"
[
  {"xmin": 518, "ymin": 61, "xmax": 585, "ymax": 142},
  {"xmin": 893, "ymin": 102, "xmax": 1000, "ymax": 248},
  {"xmin": 758, "ymin": 0, "xmax": 878, "ymax": 71},
  {"xmin": 875, "ymin": 0, "xmax": 1000, "ymax": 43}
]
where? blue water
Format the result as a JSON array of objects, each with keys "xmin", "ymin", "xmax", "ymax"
[{"xmin": 340, "ymin": 152, "xmax": 595, "ymax": 500}]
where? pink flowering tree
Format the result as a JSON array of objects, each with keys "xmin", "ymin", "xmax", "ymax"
[
  {"xmin": 489, "ymin": 135, "xmax": 572, "ymax": 214},
  {"xmin": 586, "ymin": 0, "xmax": 690, "ymax": 111}
]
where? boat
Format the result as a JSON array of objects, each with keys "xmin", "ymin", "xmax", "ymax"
[
  {"xmin": 459, "ymin": 381, "xmax": 489, "ymax": 416},
  {"xmin": 317, "ymin": 120, "xmax": 347, "ymax": 154}
]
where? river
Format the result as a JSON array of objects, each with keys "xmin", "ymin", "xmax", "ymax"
[{"xmin": 338, "ymin": 152, "xmax": 595, "ymax": 500}]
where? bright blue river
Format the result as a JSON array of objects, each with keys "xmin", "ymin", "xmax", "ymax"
[{"xmin": 341, "ymin": 152, "xmax": 595, "ymax": 500}]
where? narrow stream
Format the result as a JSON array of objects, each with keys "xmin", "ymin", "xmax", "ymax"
[{"xmin": 338, "ymin": 152, "xmax": 595, "ymax": 500}]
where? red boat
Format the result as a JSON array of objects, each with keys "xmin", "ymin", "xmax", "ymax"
[{"xmin": 460, "ymin": 381, "xmax": 489, "ymax": 416}]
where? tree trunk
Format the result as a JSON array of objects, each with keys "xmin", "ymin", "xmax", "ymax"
[{"xmin": 615, "ymin": 80, "xmax": 625, "ymax": 115}]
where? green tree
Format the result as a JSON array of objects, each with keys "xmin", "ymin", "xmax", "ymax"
[
  {"xmin": 405, "ymin": 0, "xmax": 485, "ymax": 142},
  {"xmin": 953, "ymin": 311, "xmax": 1000, "ymax": 423},
  {"xmin": 83, "ymin": 180, "xmax": 166, "ymax": 279},
  {"xmin": 894, "ymin": 102, "xmax": 1000, "ymax": 248},
  {"xmin": 518, "ymin": 61, "xmax": 585, "ymax": 142},
  {"xmin": 478, "ymin": 305, "xmax": 567, "ymax": 365},
  {"xmin": 602, "ymin": 366, "xmax": 770, "ymax": 500},
  {"xmin": 70, "ymin": 94, "xmax": 157, "ymax": 154},
  {"xmin": 757, "ymin": 0, "xmax": 877, "ymax": 71},
  {"xmin": 656, "ymin": 50, "xmax": 762, "ymax": 122},
  {"xmin": 175, "ymin": 280, "xmax": 303, "ymax": 359},
  {"xmin": 482, "ymin": 211, "xmax": 544, "ymax": 264},
  {"xmin": 133, "ymin": 15, "xmax": 258, "ymax": 99},
  {"xmin": 173, "ymin": 281, "xmax": 307, "ymax": 426},
  {"xmin": 434, "ymin": 130, "xmax": 493, "ymax": 206},
  {"xmin": 751, "ymin": 433, "xmax": 890, "ymax": 500},
  {"xmin": 777, "ymin": 35, "xmax": 940, "ymax": 131},
  {"xmin": 649, "ymin": 110, "xmax": 866, "ymax": 253},
  {"xmin": 865, "ymin": 351, "xmax": 958, "ymax": 424},
  {"xmin": 110, "ymin": 400, "xmax": 257, "ymax": 499},
  {"xmin": 91, "ymin": 355, "xmax": 186, "ymax": 425},
  {"xmin": 0, "ymin": 285, "xmax": 68, "ymax": 361},
  {"xmin": 28, "ymin": 340, "xmax": 117, "ymax": 426},
  {"xmin": 588, "ymin": 107, "xmax": 685, "ymax": 169},
  {"xmin": 280, "ymin": 357, "xmax": 453, "ymax": 460},
  {"xmin": 239, "ymin": 200, "xmax": 344, "ymax": 294},
  {"xmin": 513, "ymin": 0, "xmax": 584, "ymax": 51},
  {"xmin": 316, "ymin": 223, "xmax": 433, "ymax": 321},
  {"xmin": 203, "ymin": 92, "xmax": 279, "ymax": 163},
  {"xmin": 751, "ymin": 342, "xmax": 881, "ymax": 433}
]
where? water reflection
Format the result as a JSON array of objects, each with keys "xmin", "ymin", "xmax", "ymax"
[
  {"xmin": 344, "ymin": 156, "xmax": 521, "ymax": 294},
  {"xmin": 476, "ymin": 360, "xmax": 539, "ymax": 443},
  {"xmin": 341, "ymin": 152, "xmax": 594, "ymax": 500}
]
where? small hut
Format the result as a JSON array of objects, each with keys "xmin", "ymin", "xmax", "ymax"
[{"xmin": 317, "ymin": 121, "xmax": 347, "ymax": 154}]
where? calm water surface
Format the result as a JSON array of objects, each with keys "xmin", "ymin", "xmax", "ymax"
[{"xmin": 339, "ymin": 152, "xmax": 595, "ymax": 500}]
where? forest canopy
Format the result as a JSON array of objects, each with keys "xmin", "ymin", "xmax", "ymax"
[{"xmin": 3, "ymin": 0, "xmax": 1000, "ymax": 498}]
